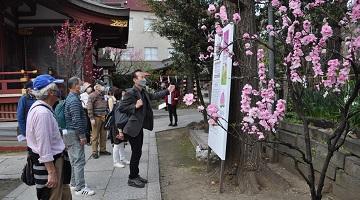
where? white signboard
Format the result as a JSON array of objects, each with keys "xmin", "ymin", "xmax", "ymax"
[{"xmin": 208, "ymin": 23, "xmax": 234, "ymax": 161}]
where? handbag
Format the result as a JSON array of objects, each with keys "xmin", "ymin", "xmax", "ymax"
[
  {"xmin": 114, "ymin": 102, "xmax": 130, "ymax": 129},
  {"xmin": 21, "ymin": 155, "xmax": 35, "ymax": 186},
  {"xmin": 62, "ymin": 151, "xmax": 71, "ymax": 184}
]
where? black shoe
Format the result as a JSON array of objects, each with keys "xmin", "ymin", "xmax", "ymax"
[
  {"xmin": 136, "ymin": 176, "xmax": 148, "ymax": 184},
  {"xmin": 128, "ymin": 178, "xmax": 145, "ymax": 188},
  {"xmin": 168, "ymin": 123, "xmax": 173, "ymax": 126},
  {"xmin": 172, "ymin": 123, "xmax": 178, "ymax": 127},
  {"xmin": 92, "ymin": 153, "xmax": 99, "ymax": 159},
  {"xmin": 99, "ymin": 151, "xmax": 111, "ymax": 155}
]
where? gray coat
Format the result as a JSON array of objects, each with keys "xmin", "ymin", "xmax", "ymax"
[{"xmin": 118, "ymin": 86, "xmax": 169, "ymax": 137}]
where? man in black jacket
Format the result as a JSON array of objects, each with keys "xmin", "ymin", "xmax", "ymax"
[{"xmin": 119, "ymin": 69, "xmax": 175, "ymax": 188}]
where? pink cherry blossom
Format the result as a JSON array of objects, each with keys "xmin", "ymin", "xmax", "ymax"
[
  {"xmin": 245, "ymin": 50, "xmax": 253, "ymax": 56},
  {"xmin": 208, "ymin": 119, "xmax": 217, "ymax": 126},
  {"xmin": 278, "ymin": 6, "xmax": 287, "ymax": 13},
  {"xmin": 197, "ymin": 105, "xmax": 205, "ymax": 112},
  {"xmin": 242, "ymin": 33, "xmax": 250, "ymax": 40},
  {"xmin": 219, "ymin": 6, "xmax": 228, "ymax": 22},
  {"xmin": 215, "ymin": 23, "xmax": 223, "ymax": 36},
  {"xmin": 233, "ymin": 13, "xmax": 241, "ymax": 23},
  {"xmin": 303, "ymin": 20, "xmax": 311, "ymax": 33},
  {"xmin": 207, "ymin": 104, "xmax": 218, "ymax": 116},
  {"xmin": 208, "ymin": 4, "xmax": 216, "ymax": 13},
  {"xmin": 350, "ymin": 2, "xmax": 360, "ymax": 22},
  {"xmin": 183, "ymin": 93, "xmax": 196, "ymax": 105},
  {"xmin": 271, "ymin": 0, "xmax": 281, "ymax": 8},
  {"xmin": 199, "ymin": 53, "xmax": 205, "ymax": 61},
  {"xmin": 207, "ymin": 46, "xmax": 214, "ymax": 52},
  {"xmin": 321, "ymin": 23, "xmax": 333, "ymax": 39}
]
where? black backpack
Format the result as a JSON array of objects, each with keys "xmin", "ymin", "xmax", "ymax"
[{"xmin": 114, "ymin": 101, "xmax": 130, "ymax": 129}]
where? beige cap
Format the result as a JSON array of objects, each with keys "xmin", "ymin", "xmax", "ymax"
[{"xmin": 82, "ymin": 82, "xmax": 91, "ymax": 91}]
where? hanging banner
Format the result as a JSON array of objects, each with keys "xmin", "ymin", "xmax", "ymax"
[{"xmin": 208, "ymin": 23, "xmax": 234, "ymax": 161}]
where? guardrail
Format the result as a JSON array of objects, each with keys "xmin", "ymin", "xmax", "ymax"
[{"xmin": 0, "ymin": 70, "xmax": 37, "ymax": 121}]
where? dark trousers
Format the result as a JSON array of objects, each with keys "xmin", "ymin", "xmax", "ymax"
[
  {"xmin": 127, "ymin": 129, "xmax": 144, "ymax": 179},
  {"xmin": 167, "ymin": 104, "xmax": 178, "ymax": 124}
]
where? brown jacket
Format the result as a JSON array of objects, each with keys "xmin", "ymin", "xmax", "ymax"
[{"xmin": 87, "ymin": 91, "xmax": 108, "ymax": 120}]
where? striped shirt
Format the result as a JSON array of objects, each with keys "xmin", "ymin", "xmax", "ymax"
[
  {"xmin": 64, "ymin": 92, "xmax": 87, "ymax": 138},
  {"xmin": 26, "ymin": 100, "xmax": 65, "ymax": 163}
]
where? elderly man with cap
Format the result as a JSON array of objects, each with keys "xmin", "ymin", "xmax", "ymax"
[
  {"xmin": 26, "ymin": 74, "xmax": 71, "ymax": 199},
  {"xmin": 16, "ymin": 81, "xmax": 36, "ymax": 142},
  {"xmin": 87, "ymin": 80, "xmax": 111, "ymax": 159}
]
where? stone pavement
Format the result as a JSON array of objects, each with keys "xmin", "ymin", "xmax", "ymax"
[{"xmin": 1, "ymin": 109, "xmax": 201, "ymax": 200}]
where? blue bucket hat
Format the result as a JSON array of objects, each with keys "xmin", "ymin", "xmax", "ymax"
[{"xmin": 33, "ymin": 74, "xmax": 64, "ymax": 91}]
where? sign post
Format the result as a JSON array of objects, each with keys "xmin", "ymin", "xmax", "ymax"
[{"xmin": 208, "ymin": 23, "xmax": 234, "ymax": 193}]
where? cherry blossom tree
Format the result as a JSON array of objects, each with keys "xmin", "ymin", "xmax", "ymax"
[
  {"xmin": 103, "ymin": 47, "xmax": 149, "ymax": 75},
  {"xmin": 184, "ymin": 0, "xmax": 360, "ymax": 199},
  {"xmin": 53, "ymin": 20, "xmax": 93, "ymax": 80}
]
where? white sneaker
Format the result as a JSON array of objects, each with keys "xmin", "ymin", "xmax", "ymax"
[
  {"xmin": 70, "ymin": 185, "xmax": 76, "ymax": 191},
  {"xmin": 75, "ymin": 186, "xmax": 95, "ymax": 196},
  {"xmin": 114, "ymin": 162, "xmax": 125, "ymax": 168},
  {"xmin": 121, "ymin": 159, "xmax": 130, "ymax": 165}
]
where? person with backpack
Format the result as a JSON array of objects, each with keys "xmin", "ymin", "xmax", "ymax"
[
  {"xmin": 16, "ymin": 81, "xmax": 36, "ymax": 142},
  {"xmin": 63, "ymin": 77, "xmax": 95, "ymax": 196},
  {"xmin": 26, "ymin": 74, "xmax": 71, "ymax": 200},
  {"xmin": 119, "ymin": 69, "xmax": 175, "ymax": 188},
  {"xmin": 111, "ymin": 88, "xmax": 130, "ymax": 168}
]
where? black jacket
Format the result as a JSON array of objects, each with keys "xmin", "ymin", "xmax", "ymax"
[{"xmin": 118, "ymin": 86, "xmax": 169, "ymax": 137}]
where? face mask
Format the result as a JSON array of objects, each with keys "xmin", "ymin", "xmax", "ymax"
[
  {"xmin": 52, "ymin": 90, "xmax": 61, "ymax": 99},
  {"xmin": 139, "ymin": 79, "xmax": 147, "ymax": 87}
]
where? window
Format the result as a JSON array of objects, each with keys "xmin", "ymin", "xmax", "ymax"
[
  {"xmin": 144, "ymin": 19, "xmax": 156, "ymax": 32},
  {"xmin": 121, "ymin": 47, "xmax": 134, "ymax": 61},
  {"xmin": 129, "ymin": 18, "xmax": 133, "ymax": 31},
  {"xmin": 168, "ymin": 48, "xmax": 175, "ymax": 58},
  {"xmin": 144, "ymin": 47, "xmax": 158, "ymax": 61}
]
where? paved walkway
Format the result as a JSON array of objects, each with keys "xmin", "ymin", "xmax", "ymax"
[{"xmin": 1, "ymin": 109, "xmax": 201, "ymax": 200}]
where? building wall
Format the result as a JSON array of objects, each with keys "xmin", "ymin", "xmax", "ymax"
[{"xmin": 127, "ymin": 11, "xmax": 173, "ymax": 61}]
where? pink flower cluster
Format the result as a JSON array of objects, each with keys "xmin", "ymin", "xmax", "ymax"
[
  {"xmin": 206, "ymin": 104, "xmax": 220, "ymax": 126},
  {"xmin": 183, "ymin": 93, "xmax": 196, "ymax": 106},
  {"xmin": 257, "ymin": 49, "xmax": 266, "ymax": 84},
  {"xmin": 271, "ymin": 0, "xmax": 355, "ymax": 91},
  {"xmin": 322, "ymin": 59, "xmax": 351, "ymax": 90},
  {"xmin": 240, "ymin": 80, "xmax": 286, "ymax": 140},
  {"xmin": 53, "ymin": 20, "xmax": 92, "ymax": 77}
]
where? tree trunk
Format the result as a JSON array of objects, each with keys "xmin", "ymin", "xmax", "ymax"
[{"xmin": 225, "ymin": 0, "xmax": 264, "ymax": 193}]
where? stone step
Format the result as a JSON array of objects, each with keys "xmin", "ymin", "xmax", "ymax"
[
  {"xmin": 0, "ymin": 122, "xmax": 18, "ymax": 137},
  {"xmin": 188, "ymin": 129, "xmax": 208, "ymax": 149}
]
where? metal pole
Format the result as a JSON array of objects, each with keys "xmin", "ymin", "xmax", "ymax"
[
  {"xmin": 207, "ymin": 147, "xmax": 212, "ymax": 172},
  {"xmin": 268, "ymin": 4, "xmax": 279, "ymax": 163},
  {"xmin": 219, "ymin": 160, "xmax": 225, "ymax": 193}
]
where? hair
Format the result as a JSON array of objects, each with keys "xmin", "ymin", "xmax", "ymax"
[
  {"xmin": 68, "ymin": 77, "xmax": 80, "ymax": 89},
  {"xmin": 25, "ymin": 81, "xmax": 33, "ymax": 89},
  {"xmin": 32, "ymin": 83, "xmax": 58, "ymax": 100},
  {"xmin": 113, "ymin": 88, "xmax": 122, "ymax": 100},
  {"xmin": 132, "ymin": 69, "xmax": 143, "ymax": 80}
]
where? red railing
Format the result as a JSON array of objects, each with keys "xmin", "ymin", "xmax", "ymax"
[{"xmin": 0, "ymin": 70, "xmax": 37, "ymax": 121}]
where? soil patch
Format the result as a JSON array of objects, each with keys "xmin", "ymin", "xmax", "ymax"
[{"xmin": 156, "ymin": 128, "xmax": 328, "ymax": 200}]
